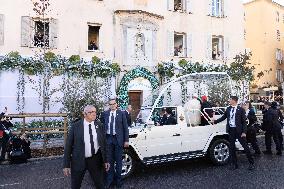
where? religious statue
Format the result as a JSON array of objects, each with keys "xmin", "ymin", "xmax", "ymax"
[{"xmin": 135, "ymin": 33, "xmax": 145, "ymax": 57}]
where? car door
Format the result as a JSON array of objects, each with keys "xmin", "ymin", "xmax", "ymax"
[
  {"xmin": 180, "ymin": 108, "xmax": 227, "ymax": 152},
  {"xmin": 136, "ymin": 107, "xmax": 182, "ymax": 158}
]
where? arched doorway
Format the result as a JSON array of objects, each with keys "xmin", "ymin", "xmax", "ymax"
[{"xmin": 117, "ymin": 67, "xmax": 159, "ymax": 119}]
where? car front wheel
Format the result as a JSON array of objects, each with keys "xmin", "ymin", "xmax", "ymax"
[
  {"xmin": 121, "ymin": 149, "xmax": 137, "ymax": 178},
  {"xmin": 209, "ymin": 139, "xmax": 230, "ymax": 165}
]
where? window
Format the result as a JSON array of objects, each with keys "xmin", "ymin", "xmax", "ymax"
[
  {"xmin": 211, "ymin": 0, "xmax": 223, "ymax": 17},
  {"xmin": 168, "ymin": 0, "xmax": 192, "ymax": 13},
  {"xmin": 88, "ymin": 25, "xmax": 100, "ymax": 51},
  {"xmin": 277, "ymin": 30, "xmax": 280, "ymax": 41},
  {"xmin": 276, "ymin": 48, "xmax": 283, "ymax": 64},
  {"xmin": 276, "ymin": 69, "xmax": 283, "ymax": 82},
  {"xmin": 276, "ymin": 11, "xmax": 279, "ymax": 22},
  {"xmin": 212, "ymin": 35, "xmax": 223, "ymax": 60},
  {"xmin": 174, "ymin": 0, "xmax": 183, "ymax": 11},
  {"xmin": 21, "ymin": 16, "xmax": 57, "ymax": 48},
  {"xmin": 174, "ymin": 33, "xmax": 185, "ymax": 57},
  {"xmin": 33, "ymin": 20, "xmax": 49, "ymax": 47},
  {"xmin": 151, "ymin": 107, "xmax": 177, "ymax": 126}
]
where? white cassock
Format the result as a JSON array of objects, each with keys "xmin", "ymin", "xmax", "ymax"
[{"xmin": 184, "ymin": 98, "xmax": 201, "ymax": 126}]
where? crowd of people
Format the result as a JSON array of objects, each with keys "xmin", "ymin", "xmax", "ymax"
[
  {"xmin": 213, "ymin": 96, "xmax": 284, "ymax": 171},
  {"xmin": 0, "ymin": 107, "xmax": 31, "ymax": 163},
  {"xmin": 2, "ymin": 94, "xmax": 282, "ymax": 188}
]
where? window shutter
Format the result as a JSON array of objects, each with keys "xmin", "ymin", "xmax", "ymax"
[
  {"xmin": 167, "ymin": 30, "xmax": 174, "ymax": 57},
  {"xmin": 0, "ymin": 14, "xmax": 4, "ymax": 46},
  {"xmin": 186, "ymin": 33, "xmax": 192, "ymax": 58},
  {"xmin": 186, "ymin": 0, "xmax": 192, "ymax": 13},
  {"xmin": 98, "ymin": 27, "xmax": 103, "ymax": 52},
  {"xmin": 49, "ymin": 18, "xmax": 58, "ymax": 49},
  {"xmin": 223, "ymin": 0, "xmax": 228, "ymax": 17},
  {"xmin": 167, "ymin": 0, "xmax": 174, "ymax": 11},
  {"xmin": 208, "ymin": 0, "xmax": 212, "ymax": 16},
  {"xmin": 224, "ymin": 37, "xmax": 229, "ymax": 60},
  {"xmin": 206, "ymin": 34, "xmax": 212, "ymax": 59},
  {"xmin": 21, "ymin": 16, "xmax": 32, "ymax": 47}
]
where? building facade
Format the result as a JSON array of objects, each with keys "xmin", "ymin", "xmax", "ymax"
[
  {"xmin": 245, "ymin": 0, "xmax": 284, "ymax": 98},
  {"xmin": 0, "ymin": 0, "xmax": 245, "ymax": 114}
]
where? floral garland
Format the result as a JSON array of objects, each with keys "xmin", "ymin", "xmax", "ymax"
[
  {"xmin": 157, "ymin": 53, "xmax": 254, "ymax": 83},
  {"xmin": 117, "ymin": 66, "xmax": 159, "ymax": 109},
  {"xmin": 0, "ymin": 51, "xmax": 121, "ymax": 78}
]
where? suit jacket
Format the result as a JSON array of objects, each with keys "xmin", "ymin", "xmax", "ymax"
[
  {"xmin": 63, "ymin": 119, "xmax": 108, "ymax": 171},
  {"xmin": 262, "ymin": 107, "xmax": 282, "ymax": 132},
  {"xmin": 101, "ymin": 109, "xmax": 129, "ymax": 146},
  {"xmin": 214, "ymin": 106, "xmax": 247, "ymax": 134},
  {"xmin": 163, "ymin": 115, "xmax": 177, "ymax": 125}
]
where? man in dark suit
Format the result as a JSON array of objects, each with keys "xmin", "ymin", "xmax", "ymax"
[
  {"xmin": 162, "ymin": 108, "xmax": 177, "ymax": 125},
  {"xmin": 262, "ymin": 101, "xmax": 282, "ymax": 155},
  {"xmin": 63, "ymin": 105, "xmax": 110, "ymax": 189},
  {"xmin": 125, "ymin": 105, "xmax": 132, "ymax": 127},
  {"xmin": 214, "ymin": 96, "xmax": 254, "ymax": 170},
  {"xmin": 101, "ymin": 98, "xmax": 129, "ymax": 188}
]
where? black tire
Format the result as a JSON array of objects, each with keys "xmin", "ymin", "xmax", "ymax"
[
  {"xmin": 208, "ymin": 139, "xmax": 230, "ymax": 165},
  {"xmin": 121, "ymin": 148, "xmax": 137, "ymax": 179}
]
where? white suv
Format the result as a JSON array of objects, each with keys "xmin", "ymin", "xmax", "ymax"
[{"xmin": 120, "ymin": 72, "xmax": 242, "ymax": 178}]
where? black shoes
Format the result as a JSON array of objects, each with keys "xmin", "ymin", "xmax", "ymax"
[
  {"xmin": 276, "ymin": 151, "xmax": 282, "ymax": 156},
  {"xmin": 263, "ymin": 150, "xmax": 273, "ymax": 155},
  {"xmin": 248, "ymin": 163, "xmax": 255, "ymax": 171}
]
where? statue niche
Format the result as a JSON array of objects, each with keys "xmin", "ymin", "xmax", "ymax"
[{"xmin": 134, "ymin": 33, "xmax": 145, "ymax": 57}]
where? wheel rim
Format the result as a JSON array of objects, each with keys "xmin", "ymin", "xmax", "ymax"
[
  {"xmin": 121, "ymin": 153, "xmax": 133, "ymax": 176},
  {"xmin": 213, "ymin": 142, "xmax": 229, "ymax": 163}
]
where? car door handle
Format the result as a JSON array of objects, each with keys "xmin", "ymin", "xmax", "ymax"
[{"xmin": 173, "ymin": 133, "xmax": 180, "ymax": 136}]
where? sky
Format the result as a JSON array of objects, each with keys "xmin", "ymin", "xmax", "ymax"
[{"xmin": 242, "ymin": 0, "xmax": 284, "ymax": 6}]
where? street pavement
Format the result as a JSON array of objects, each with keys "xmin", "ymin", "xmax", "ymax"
[{"xmin": 1, "ymin": 138, "xmax": 284, "ymax": 189}]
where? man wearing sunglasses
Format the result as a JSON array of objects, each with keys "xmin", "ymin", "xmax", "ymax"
[{"xmin": 101, "ymin": 98, "xmax": 129, "ymax": 189}]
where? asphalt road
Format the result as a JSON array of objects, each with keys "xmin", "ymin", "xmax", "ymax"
[{"xmin": 1, "ymin": 138, "xmax": 284, "ymax": 189}]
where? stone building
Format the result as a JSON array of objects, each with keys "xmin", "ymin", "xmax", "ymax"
[
  {"xmin": 0, "ymin": 0, "xmax": 245, "ymax": 115},
  {"xmin": 244, "ymin": 0, "xmax": 284, "ymax": 100}
]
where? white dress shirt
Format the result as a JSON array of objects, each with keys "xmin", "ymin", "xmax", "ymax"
[
  {"xmin": 229, "ymin": 106, "xmax": 237, "ymax": 128},
  {"xmin": 83, "ymin": 119, "xmax": 99, "ymax": 158},
  {"xmin": 107, "ymin": 110, "xmax": 116, "ymax": 135}
]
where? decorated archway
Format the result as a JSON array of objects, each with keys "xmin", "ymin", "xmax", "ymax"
[{"xmin": 117, "ymin": 66, "xmax": 159, "ymax": 109}]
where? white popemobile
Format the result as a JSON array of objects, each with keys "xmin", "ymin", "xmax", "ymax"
[{"xmin": 121, "ymin": 72, "xmax": 242, "ymax": 178}]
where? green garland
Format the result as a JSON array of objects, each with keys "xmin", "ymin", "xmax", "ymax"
[
  {"xmin": 117, "ymin": 67, "xmax": 159, "ymax": 109},
  {"xmin": 157, "ymin": 53, "xmax": 255, "ymax": 83},
  {"xmin": 0, "ymin": 51, "xmax": 120, "ymax": 78}
]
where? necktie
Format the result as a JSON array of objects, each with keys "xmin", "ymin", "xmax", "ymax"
[
  {"xmin": 230, "ymin": 107, "xmax": 235, "ymax": 120},
  {"xmin": 110, "ymin": 113, "xmax": 114, "ymax": 135},
  {"xmin": 88, "ymin": 124, "xmax": 95, "ymax": 155}
]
